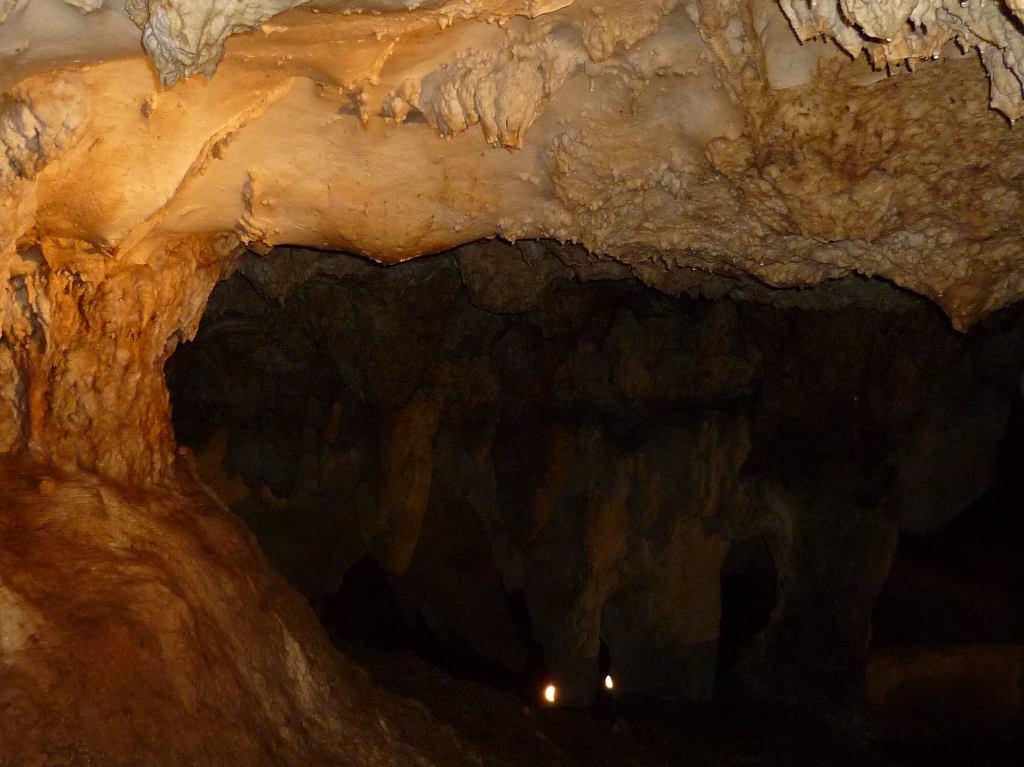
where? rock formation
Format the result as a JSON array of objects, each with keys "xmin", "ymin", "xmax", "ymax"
[
  {"xmin": 2, "ymin": 0, "xmax": 1024, "ymax": 489},
  {"xmin": 6, "ymin": 0, "xmax": 1024, "ymax": 346},
  {"xmin": 168, "ymin": 243, "xmax": 1024, "ymax": 709},
  {"xmin": 4, "ymin": 0, "xmax": 1024, "ymax": 760},
  {"xmin": 0, "ymin": 456, "xmax": 483, "ymax": 766}
]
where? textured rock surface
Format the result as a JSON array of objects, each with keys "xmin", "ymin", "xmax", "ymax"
[
  {"xmin": 0, "ymin": 457, "xmax": 480, "ymax": 766},
  {"xmin": 781, "ymin": 0, "xmax": 1024, "ymax": 120},
  {"xmin": 3, "ymin": 0, "xmax": 1024, "ymax": 760},
  {"xmin": 0, "ymin": 0, "xmax": 1019, "ymax": 485},
  {"xmin": 4, "ymin": 0, "xmax": 1024, "ymax": 344},
  {"xmin": 0, "ymin": 231, "xmax": 238, "ymax": 480}
]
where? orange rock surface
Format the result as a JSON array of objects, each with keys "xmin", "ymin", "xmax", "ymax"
[{"xmin": 0, "ymin": 455, "xmax": 479, "ymax": 765}]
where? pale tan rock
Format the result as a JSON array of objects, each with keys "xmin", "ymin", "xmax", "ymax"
[
  {"xmin": 3, "ymin": 0, "xmax": 1024, "ymax": 337},
  {"xmin": 779, "ymin": 0, "xmax": 1024, "ymax": 120},
  {"xmin": 126, "ymin": 0, "xmax": 308, "ymax": 87}
]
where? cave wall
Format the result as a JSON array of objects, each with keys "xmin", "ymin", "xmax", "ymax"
[
  {"xmin": 3, "ymin": 0, "xmax": 1024, "ymax": 759},
  {"xmin": 1, "ymin": 236, "xmax": 240, "ymax": 480},
  {"xmin": 169, "ymin": 240, "xmax": 1024, "ymax": 704},
  {"xmin": 0, "ymin": 457, "xmax": 491, "ymax": 766}
]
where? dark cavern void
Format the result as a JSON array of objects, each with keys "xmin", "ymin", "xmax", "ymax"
[{"xmin": 164, "ymin": 240, "xmax": 1024, "ymax": 766}]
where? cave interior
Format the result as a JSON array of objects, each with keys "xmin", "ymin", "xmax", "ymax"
[
  {"xmin": 5, "ymin": 0, "xmax": 1024, "ymax": 763},
  {"xmin": 160, "ymin": 241, "xmax": 1024, "ymax": 765}
]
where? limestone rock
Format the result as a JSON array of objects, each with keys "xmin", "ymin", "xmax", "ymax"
[
  {"xmin": 5, "ymin": 0, "xmax": 1024, "ymax": 330},
  {"xmin": 781, "ymin": 0, "xmax": 1024, "ymax": 120},
  {"xmin": 3, "ymin": 0, "xmax": 1024, "ymax": 756},
  {"xmin": 457, "ymin": 240, "xmax": 572, "ymax": 313},
  {"xmin": 0, "ymin": 458, "xmax": 480, "ymax": 766}
]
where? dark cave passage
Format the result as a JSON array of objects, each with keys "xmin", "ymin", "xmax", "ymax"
[
  {"xmin": 319, "ymin": 554, "xmax": 541, "ymax": 693},
  {"xmin": 717, "ymin": 535, "xmax": 778, "ymax": 683},
  {"xmin": 868, "ymin": 382, "xmax": 1024, "ymax": 758},
  {"xmin": 165, "ymin": 241, "xmax": 1024, "ymax": 765}
]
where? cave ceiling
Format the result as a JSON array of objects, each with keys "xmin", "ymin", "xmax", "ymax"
[{"xmin": 4, "ymin": 0, "xmax": 1024, "ymax": 328}]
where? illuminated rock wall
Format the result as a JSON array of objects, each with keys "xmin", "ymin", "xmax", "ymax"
[{"xmin": 0, "ymin": 457, "xmax": 482, "ymax": 765}]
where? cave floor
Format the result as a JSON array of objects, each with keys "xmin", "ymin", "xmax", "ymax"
[{"xmin": 340, "ymin": 642, "xmax": 1024, "ymax": 767}]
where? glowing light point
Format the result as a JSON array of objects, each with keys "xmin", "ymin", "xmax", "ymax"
[
  {"xmin": 543, "ymin": 684, "xmax": 558, "ymax": 704},
  {"xmin": 604, "ymin": 674, "xmax": 615, "ymax": 690}
]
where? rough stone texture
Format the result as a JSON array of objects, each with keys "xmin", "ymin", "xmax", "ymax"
[
  {"xmin": 4, "ymin": 0, "xmax": 1024, "ymax": 346},
  {"xmin": 126, "ymin": 0, "xmax": 308, "ymax": 87},
  {"xmin": 0, "ymin": 457, "xmax": 481, "ymax": 766},
  {"xmin": 781, "ymin": 0, "xmax": 1024, "ymax": 121},
  {"xmin": 0, "ymin": 342, "xmax": 21, "ymax": 452},
  {"xmin": 10, "ymin": 0, "xmax": 1024, "ymax": 126},
  {"xmin": 3, "ymin": 0, "xmax": 1024, "ymax": 759},
  {"xmin": 2, "ymin": 232, "xmax": 240, "ymax": 481}
]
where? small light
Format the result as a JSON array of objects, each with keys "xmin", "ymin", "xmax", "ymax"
[
  {"xmin": 604, "ymin": 674, "xmax": 615, "ymax": 690},
  {"xmin": 543, "ymin": 683, "xmax": 558, "ymax": 704}
]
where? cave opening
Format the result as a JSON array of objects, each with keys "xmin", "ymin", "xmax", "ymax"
[{"xmin": 164, "ymin": 240, "xmax": 1024, "ymax": 764}]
